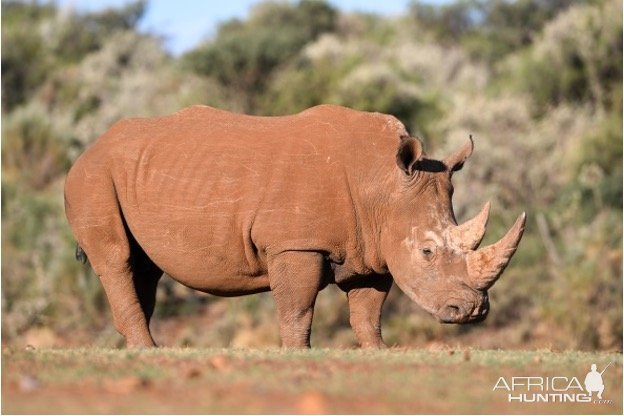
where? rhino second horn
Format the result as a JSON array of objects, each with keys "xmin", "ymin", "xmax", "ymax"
[
  {"xmin": 466, "ymin": 212, "xmax": 527, "ymax": 290},
  {"xmin": 449, "ymin": 201, "xmax": 491, "ymax": 251}
]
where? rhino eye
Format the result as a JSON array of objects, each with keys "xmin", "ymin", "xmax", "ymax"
[{"xmin": 421, "ymin": 247, "xmax": 434, "ymax": 258}]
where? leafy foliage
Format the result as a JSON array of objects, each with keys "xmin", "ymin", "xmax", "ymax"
[
  {"xmin": 409, "ymin": 0, "xmax": 590, "ymax": 61},
  {"xmin": 505, "ymin": 0, "xmax": 622, "ymax": 111},
  {"xmin": 1, "ymin": 0, "xmax": 147, "ymax": 112},
  {"xmin": 183, "ymin": 0, "xmax": 337, "ymax": 111}
]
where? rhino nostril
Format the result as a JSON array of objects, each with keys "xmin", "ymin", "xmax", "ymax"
[
  {"xmin": 438, "ymin": 304, "xmax": 466, "ymax": 323},
  {"xmin": 446, "ymin": 304, "xmax": 461, "ymax": 315}
]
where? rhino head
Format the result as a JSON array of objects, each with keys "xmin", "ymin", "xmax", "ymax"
[{"xmin": 380, "ymin": 135, "xmax": 526, "ymax": 324}]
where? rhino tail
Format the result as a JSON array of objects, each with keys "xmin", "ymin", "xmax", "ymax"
[{"xmin": 75, "ymin": 244, "xmax": 87, "ymax": 264}]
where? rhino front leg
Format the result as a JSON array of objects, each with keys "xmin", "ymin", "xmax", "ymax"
[
  {"xmin": 339, "ymin": 274, "xmax": 393, "ymax": 348},
  {"xmin": 268, "ymin": 251, "xmax": 323, "ymax": 348}
]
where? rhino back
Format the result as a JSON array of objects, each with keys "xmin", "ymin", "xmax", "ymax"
[{"xmin": 90, "ymin": 105, "xmax": 403, "ymax": 289}]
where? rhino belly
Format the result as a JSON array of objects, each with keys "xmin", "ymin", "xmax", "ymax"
[{"xmin": 122, "ymin": 205, "xmax": 270, "ymax": 295}]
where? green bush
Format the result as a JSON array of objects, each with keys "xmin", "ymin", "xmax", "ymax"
[
  {"xmin": 183, "ymin": 0, "xmax": 337, "ymax": 112},
  {"xmin": 1, "ymin": 105, "xmax": 72, "ymax": 189},
  {"xmin": 505, "ymin": 0, "xmax": 622, "ymax": 110}
]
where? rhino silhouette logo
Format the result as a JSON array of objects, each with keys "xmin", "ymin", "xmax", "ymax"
[{"xmin": 584, "ymin": 362, "xmax": 612, "ymax": 399}]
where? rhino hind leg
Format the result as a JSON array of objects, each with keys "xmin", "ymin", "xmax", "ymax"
[
  {"xmin": 268, "ymin": 251, "xmax": 324, "ymax": 348},
  {"xmin": 66, "ymin": 180, "xmax": 157, "ymax": 348},
  {"xmin": 77, "ymin": 233, "xmax": 157, "ymax": 347},
  {"xmin": 128, "ymin": 232, "xmax": 163, "ymax": 330},
  {"xmin": 338, "ymin": 274, "xmax": 392, "ymax": 349},
  {"xmin": 83, "ymin": 219, "xmax": 157, "ymax": 348}
]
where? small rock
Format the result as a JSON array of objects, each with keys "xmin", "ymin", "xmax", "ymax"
[
  {"xmin": 210, "ymin": 355, "xmax": 229, "ymax": 371},
  {"xmin": 23, "ymin": 327, "xmax": 59, "ymax": 348},
  {"xmin": 447, "ymin": 350, "xmax": 455, "ymax": 356},
  {"xmin": 24, "ymin": 345, "xmax": 36, "ymax": 352},
  {"xmin": 298, "ymin": 391, "xmax": 327, "ymax": 414},
  {"xmin": 462, "ymin": 350, "xmax": 471, "ymax": 361},
  {"xmin": 104, "ymin": 376, "xmax": 150, "ymax": 394},
  {"xmin": 533, "ymin": 355, "xmax": 542, "ymax": 364},
  {"xmin": 19, "ymin": 375, "xmax": 40, "ymax": 392},
  {"xmin": 182, "ymin": 366, "xmax": 202, "ymax": 379}
]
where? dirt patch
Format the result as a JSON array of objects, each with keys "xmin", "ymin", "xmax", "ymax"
[{"xmin": 2, "ymin": 348, "xmax": 622, "ymax": 414}]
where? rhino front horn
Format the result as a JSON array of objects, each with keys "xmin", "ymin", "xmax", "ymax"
[
  {"xmin": 448, "ymin": 201, "xmax": 490, "ymax": 251},
  {"xmin": 466, "ymin": 212, "xmax": 527, "ymax": 290}
]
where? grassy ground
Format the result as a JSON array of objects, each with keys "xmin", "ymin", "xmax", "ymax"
[{"xmin": 2, "ymin": 347, "xmax": 622, "ymax": 414}]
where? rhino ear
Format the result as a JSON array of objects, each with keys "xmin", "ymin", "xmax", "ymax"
[
  {"xmin": 444, "ymin": 135, "xmax": 474, "ymax": 172},
  {"xmin": 396, "ymin": 136, "xmax": 423, "ymax": 175}
]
